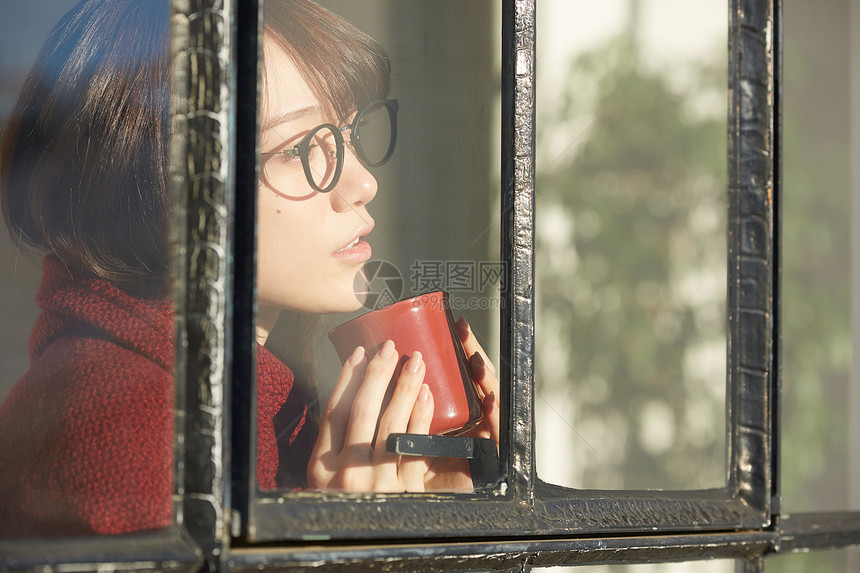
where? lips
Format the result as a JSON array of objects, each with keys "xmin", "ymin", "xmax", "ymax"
[
  {"xmin": 340, "ymin": 236, "xmax": 361, "ymax": 251},
  {"xmin": 336, "ymin": 224, "xmax": 374, "ymax": 254},
  {"xmin": 333, "ymin": 224, "xmax": 374, "ymax": 262}
]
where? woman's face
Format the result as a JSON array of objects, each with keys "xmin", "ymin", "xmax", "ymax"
[{"xmin": 257, "ymin": 36, "xmax": 377, "ymax": 326}]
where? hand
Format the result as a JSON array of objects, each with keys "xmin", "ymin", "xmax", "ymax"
[
  {"xmin": 307, "ymin": 340, "xmax": 435, "ymax": 492},
  {"xmin": 423, "ymin": 316, "xmax": 501, "ymax": 491}
]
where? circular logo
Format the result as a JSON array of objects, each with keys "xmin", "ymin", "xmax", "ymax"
[{"xmin": 354, "ymin": 260, "xmax": 403, "ymax": 310}]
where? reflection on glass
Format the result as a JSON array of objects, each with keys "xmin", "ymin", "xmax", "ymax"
[
  {"xmin": 0, "ymin": 1, "xmax": 174, "ymax": 536},
  {"xmin": 254, "ymin": 0, "xmax": 502, "ymax": 493},
  {"xmin": 535, "ymin": 0, "xmax": 727, "ymax": 490},
  {"xmin": 780, "ymin": 0, "xmax": 857, "ymax": 514}
]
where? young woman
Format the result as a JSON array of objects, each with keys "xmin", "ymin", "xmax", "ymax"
[{"xmin": 0, "ymin": 0, "xmax": 499, "ymax": 537}]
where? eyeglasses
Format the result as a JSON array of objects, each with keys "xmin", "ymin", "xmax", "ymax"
[{"xmin": 260, "ymin": 98, "xmax": 398, "ymax": 194}]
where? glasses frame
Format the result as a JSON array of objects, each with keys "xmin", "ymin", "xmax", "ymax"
[
  {"xmin": 352, "ymin": 98, "xmax": 399, "ymax": 168},
  {"xmin": 260, "ymin": 98, "xmax": 399, "ymax": 193}
]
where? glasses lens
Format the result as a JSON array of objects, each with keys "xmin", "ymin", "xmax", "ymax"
[
  {"xmin": 262, "ymin": 125, "xmax": 341, "ymax": 194},
  {"xmin": 305, "ymin": 125, "xmax": 341, "ymax": 191},
  {"xmin": 354, "ymin": 101, "xmax": 394, "ymax": 167}
]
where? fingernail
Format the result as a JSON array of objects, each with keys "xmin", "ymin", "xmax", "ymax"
[
  {"xmin": 484, "ymin": 391, "xmax": 496, "ymax": 409},
  {"xmin": 348, "ymin": 345, "xmax": 366, "ymax": 366},
  {"xmin": 456, "ymin": 316, "xmax": 469, "ymax": 343},
  {"xmin": 378, "ymin": 339, "xmax": 396, "ymax": 359},
  {"xmin": 407, "ymin": 350, "xmax": 423, "ymax": 373},
  {"xmin": 469, "ymin": 351, "xmax": 485, "ymax": 380},
  {"xmin": 419, "ymin": 383, "xmax": 431, "ymax": 403}
]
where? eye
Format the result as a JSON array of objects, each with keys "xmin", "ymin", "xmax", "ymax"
[{"xmin": 310, "ymin": 131, "xmax": 338, "ymax": 157}]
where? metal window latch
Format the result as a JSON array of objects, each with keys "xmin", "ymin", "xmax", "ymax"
[{"xmin": 386, "ymin": 433, "xmax": 500, "ymax": 490}]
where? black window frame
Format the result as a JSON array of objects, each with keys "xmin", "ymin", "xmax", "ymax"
[
  {"xmin": 2, "ymin": 0, "xmax": 860, "ymax": 571},
  {"xmin": 232, "ymin": 0, "xmax": 770, "ymax": 542}
]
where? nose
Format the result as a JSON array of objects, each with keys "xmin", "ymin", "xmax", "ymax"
[{"xmin": 329, "ymin": 148, "xmax": 378, "ymax": 213}]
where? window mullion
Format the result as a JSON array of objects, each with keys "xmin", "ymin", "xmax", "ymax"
[
  {"xmin": 229, "ymin": 0, "xmax": 263, "ymax": 542},
  {"xmin": 726, "ymin": 0, "xmax": 776, "ymax": 521},
  {"xmin": 776, "ymin": 513, "xmax": 860, "ymax": 554},
  {"xmin": 507, "ymin": 0, "xmax": 537, "ymax": 505},
  {"xmin": 170, "ymin": 0, "xmax": 234, "ymax": 565}
]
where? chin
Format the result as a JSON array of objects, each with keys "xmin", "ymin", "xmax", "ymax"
[
  {"xmin": 313, "ymin": 288, "xmax": 365, "ymax": 315},
  {"xmin": 334, "ymin": 291, "xmax": 365, "ymax": 314},
  {"xmin": 351, "ymin": 290, "xmax": 370, "ymax": 312}
]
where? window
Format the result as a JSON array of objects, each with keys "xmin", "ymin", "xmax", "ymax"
[
  {"xmin": 535, "ymin": 0, "xmax": 728, "ymax": 492},
  {"xmin": 1, "ymin": 0, "xmax": 859, "ymax": 571},
  {"xmin": 0, "ymin": 0, "xmax": 178, "ymax": 543}
]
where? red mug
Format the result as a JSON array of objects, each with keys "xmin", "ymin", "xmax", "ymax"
[{"xmin": 327, "ymin": 291, "xmax": 483, "ymax": 436}]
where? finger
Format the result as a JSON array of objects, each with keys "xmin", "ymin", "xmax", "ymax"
[
  {"xmin": 482, "ymin": 391, "xmax": 500, "ymax": 447},
  {"xmin": 343, "ymin": 339, "xmax": 400, "ymax": 446},
  {"xmin": 373, "ymin": 351, "xmax": 426, "ymax": 462},
  {"xmin": 468, "ymin": 351, "xmax": 499, "ymax": 401},
  {"xmin": 398, "ymin": 384, "xmax": 434, "ymax": 490},
  {"xmin": 456, "ymin": 316, "xmax": 497, "ymax": 376},
  {"xmin": 316, "ymin": 346, "xmax": 367, "ymax": 456}
]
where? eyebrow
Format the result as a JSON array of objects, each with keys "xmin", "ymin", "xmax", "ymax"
[{"xmin": 261, "ymin": 105, "xmax": 320, "ymax": 132}]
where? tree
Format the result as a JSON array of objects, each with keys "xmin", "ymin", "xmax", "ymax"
[{"xmin": 535, "ymin": 37, "xmax": 728, "ymax": 490}]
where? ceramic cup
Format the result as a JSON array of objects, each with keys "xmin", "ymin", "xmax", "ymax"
[{"xmin": 327, "ymin": 291, "xmax": 483, "ymax": 436}]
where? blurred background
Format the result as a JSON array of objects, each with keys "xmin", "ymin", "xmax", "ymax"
[
  {"xmin": 535, "ymin": 0, "xmax": 728, "ymax": 493},
  {"xmin": 534, "ymin": 0, "xmax": 858, "ymax": 571}
]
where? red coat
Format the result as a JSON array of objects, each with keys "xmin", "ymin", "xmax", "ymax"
[{"xmin": 0, "ymin": 256, "xmax": 314, "ymax": 537}]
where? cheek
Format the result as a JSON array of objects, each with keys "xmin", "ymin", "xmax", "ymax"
[
  {"xmin": 255, "ymin": 200, "xmax": 314, "ymax": 310},
  {"xmin": 258, "ymin": 198, "xmax": 307, "ymax": 265},
  {"xmin": 255, "ymin": 192, "xmax": 330, "ymax": 284},
  {"xmin": 253, "ymin": 191, "xmax": 360, "ymax": 313}
]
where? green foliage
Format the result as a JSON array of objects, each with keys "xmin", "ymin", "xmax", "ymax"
[
  {"xmin": 778, "ymin": 44, "xmax": 852, "ymax": 516},
  {"xmin": 536, "ymin": 31, "xmax": 852, "ymax": 531},
  {"xmin": 536, "ymin": 37, "xmax": 728, "ymax": 489}
]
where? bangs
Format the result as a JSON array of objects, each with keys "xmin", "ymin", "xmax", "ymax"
[{"xmin": 263, "ymin": 0, "xmax": 391, "ymax": 122}]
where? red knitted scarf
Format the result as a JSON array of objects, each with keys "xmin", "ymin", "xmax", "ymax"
[{"xmin": 0, "ymin": 257, "xmax": 313, "ymax": 537}]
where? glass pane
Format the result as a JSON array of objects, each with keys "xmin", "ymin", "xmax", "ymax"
[
  {"xmin": 254, "ymin": 0, "xmax": 502, "ymax": 493},
  {"xmin": 781, "ymin": 0, "xmax": 858, "ymax": 513},
  {"xmin": 535, "ymin": 0, "xmax": 728, "ymax": 489},
  {"xmin": 532, "ymin": 560, "xmax": 733, "ymax": 572},
  {"xmin": 0, "ymin": 2, "xmax": 175, "ymax": 536},
  {"xmin": 766, "ymin": 547, "xmax": 860, "ymax": 573}
]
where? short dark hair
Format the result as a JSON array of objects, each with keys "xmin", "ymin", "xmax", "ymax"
[
  {"xmin": 264, "ymin": 0, "xmax": 391, "ymax": 123},
  {"xmin": 0, "ymin": 0, "xmax": 390, "ymax": 298},
  {"xmin": 0, "ymin": 0, "xmax": 171, "ymax": 297}
]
